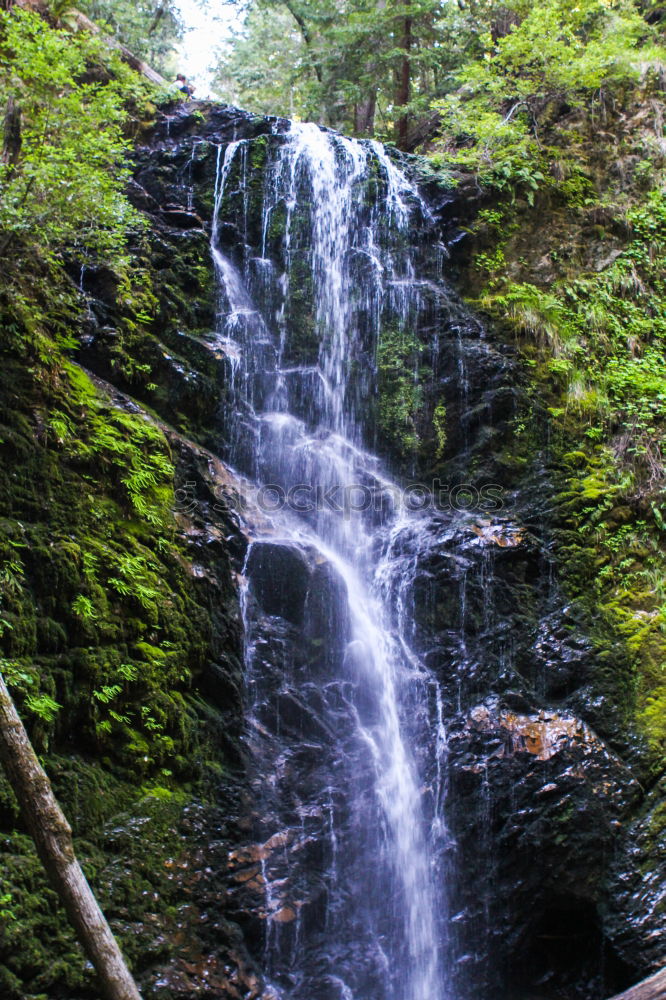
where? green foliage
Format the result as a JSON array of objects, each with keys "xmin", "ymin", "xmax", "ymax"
[
  {"xmin": 433, "ymin": 0, "xmax": 660, "ymax": 195},
  {"xmin": 62, "ymin": 363, "xmax": 176, "ymax": 529},
  {"xmin": 1, "ymin": 655, "xmax": 62, "ymax": 722},
  {"xmin": 481, "ymin": 189, "xmax": 666, "ymax": 476},
  {"xmin": 432, "ymin": 101, "xmax": 546, "ymax": 199},
  {"xmin": 214, "ymin": 5, "xmax": 317, "ymax": 120},
  {"xmin": 24, "ymin": 691, "xmax": 61, "ymax": 723},
  {"xmin": 432, "ymin": 401, "xmax": 447, "ymax": 460},
  {"xmin": 77, "ymin": 0, "xmax": 184, "ymax": 76},
  {"xmin": 212, "ymin": 0, "xmax": 665, "ymax": 149},
  {"xmin": 213, "ymin": 0, "xmax": 463, "ymax": 139},
  {"xmin": 459, "ymin": 20, "xmax": 666, "ymax": 757},
  {"xmin": 72, "ymin": 594, "xmax": 98, "ymax": 620},
  {"xmin": 376, "ymin": 327, "xmax": 422, "ymax": 459},
  {"xmin": 0, "ymin": 894, "xmax": 15, "ymax": 923},
  {"xmin": 0, "ymin": 9, "xmax": 143, "ymax": 263}
]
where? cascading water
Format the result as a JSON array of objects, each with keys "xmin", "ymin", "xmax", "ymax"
[{"xmin": 211, "ymin": 122, "xmax": 451, "ymax": 1000}]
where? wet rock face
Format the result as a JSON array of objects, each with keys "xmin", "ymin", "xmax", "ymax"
[
  {"xmin": 232, "ymin": 515, "xmax": 645, "ymax": 999},
  {"xmin": 73, "ymin": 104, "xmax": 288, "ymax": 451},
  {"xmin": 107, "ymin": 104, "xmax": 662, "ymax": 1000},
  {"xmin": 605, "ymin": 775, "xmax": 666, "ymax": 978},
  {"xmin": 447, "ymin": 698, "xmax": 638, "ymax": 995},
  {"xmin": 395, "ymin": 507, "xmax": 644, "ymax": 998}
]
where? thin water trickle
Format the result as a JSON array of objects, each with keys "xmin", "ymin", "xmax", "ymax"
[{"xmin": 213, "ymin": 122, "xmax": 451, "ymax": 1000}]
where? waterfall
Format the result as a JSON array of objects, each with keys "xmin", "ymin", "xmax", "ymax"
[{"xmin": 212, "ymin": 122, "xmax": 450, "ymax": 1000}]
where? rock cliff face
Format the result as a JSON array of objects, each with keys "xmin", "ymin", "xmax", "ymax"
[
  {"xmin": 0, "ymin": 101, "xmax": 663, "ymax": 1000},
  {"xmin": 124, "ymin": 103, "xmax": 663, "ymax": 999}
]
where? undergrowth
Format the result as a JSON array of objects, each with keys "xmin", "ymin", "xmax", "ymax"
[{"xmin": 439, "ymin": 47, "xmax": 666, "ymax": 758}]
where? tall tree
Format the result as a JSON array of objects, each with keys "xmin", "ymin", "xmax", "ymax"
[
  {"xmin": 394, "ymin": 0, "xmax": 412, "ymax": 146},
  {"xmin": 212, "ymin": 0, "xmax": 471, "ymax": 143}
]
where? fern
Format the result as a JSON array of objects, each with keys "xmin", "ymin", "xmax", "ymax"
[
  {"xmin": 92, "ymin": 684, "xmax": 122, "ymax": 704},
  {"xmin": 72, "ymin": 594, "xmax": 98, "ymax": 620},
  {"xmin": 25, "ymin": 692, "xmax": 61, "ymax": 722}
]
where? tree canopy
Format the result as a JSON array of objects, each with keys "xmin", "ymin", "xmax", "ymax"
[{"xmin": 211, "ymin": 0, "xmax": 666, "ymax": 147}]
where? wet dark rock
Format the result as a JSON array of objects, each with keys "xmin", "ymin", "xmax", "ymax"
[
  {"xmin": 529, "ymin": 610, "xmax": 596, "ymax": 700},
  {"xmin": 78, "ymin": 262, "xmax": 120, "ymax": 300},
  {"xmin": 303, "ymin": 561, "xmax": 351, "ymax": 673},
  {"xmin": 444, "ymin": 697, "xmax": 640, "ymax": 997},
  {"xmin": 126, "ymin": 177, "xmax": 160, "ymax": 211},
  {"xmin": 401, "ymin": 499, "xmax": 650, "ymax": 995},
  {"xmin": 247, "ymin": 541, "xmax": 313, "ymax": 625},
  {"xmin": 159, "ymin": 204, "xmax": 205, "ymax": 229},
  {"xmin": 604, "ymin": 774, "xmax": 666, "ymax": 975}
]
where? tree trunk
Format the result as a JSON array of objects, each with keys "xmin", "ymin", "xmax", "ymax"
[
  {"xmin": 395, "ymin": 6, "xmax": 412, "ymax": 149},
  {"xmin": 354, "ymin": 92, "xmax": 377, "ymax": 135},
  {"xmin": 0, "ymin": 672, "xmax": 142, "ymax": 1000},
  {"xmin": 147, "ymin": 2, "xmax": 166, "ymax": 34},
  {"xmin": 2, "ymin": 97, "xmax": 21, "ymax": 172},
  {"xmin": 283, "ymin": 0, "xmax": 324, "ymax": 84},
  {"xmin": 607, "ymin": 968, "xmax": 666, "ymax": 1000}
]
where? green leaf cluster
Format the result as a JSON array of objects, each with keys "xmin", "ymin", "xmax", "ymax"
[
  {"xmin": 0, "ymin": 8, "xmax": 142, "ymax": 263},
  {"xmin": 433, "ymin": 0, "xmax": 660, "ymax": 195}
]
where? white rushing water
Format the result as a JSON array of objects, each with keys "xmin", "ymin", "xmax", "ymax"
[{"xmin": 211, "ymin": 122, "xmax": 450, "ymax": 1000}]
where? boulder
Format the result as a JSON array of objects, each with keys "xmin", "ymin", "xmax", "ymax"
[{"xmin": 246, "ymin": 541, "xmax": 313, "ymax": 625}]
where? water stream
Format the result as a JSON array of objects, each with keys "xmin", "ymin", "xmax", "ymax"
[{"xmin": 212, "ymin": 122, "xmax": 451, "ymax": 1000}]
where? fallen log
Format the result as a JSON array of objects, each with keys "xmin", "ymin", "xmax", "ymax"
[
  {"xmin": 66, "ymin": 6, "xmax": 166, "ymax": 85},
  {"xmin": 608, "ymin": 968, "xmax": 666, "ymax": 1000},
  {"xmin": 0, "ymin": 671, "xmax": 142, "ymax": 1000},
  {"xmin": 15, "ymin": 0, "xmax": 166, "ymax": 85}
]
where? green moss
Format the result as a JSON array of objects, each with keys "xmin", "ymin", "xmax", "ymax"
[
  {"xmin": 284, "ymin": 251, "xmax": 318, "ymax": 364},
  {"xmin": 0, "ymin": 757, "xmax": 202, "ymax": 998},
  {"xmin": 376, "ymin": 327, "xmax": 423, "ymax": 462},
  {"xmin": 250, "ymin": 132, "xmax": 269, "ymax": 171},
  {"xmin": 432, "ymin": 401, "xmax": 447, "ymax": 460},
  {"xmin": 0, "ymin": 181, "xmax": 248, "ymax": 990},
  {"xmin": 0, "ymin": 142, "xmax": 243, "ymax": 777}
]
